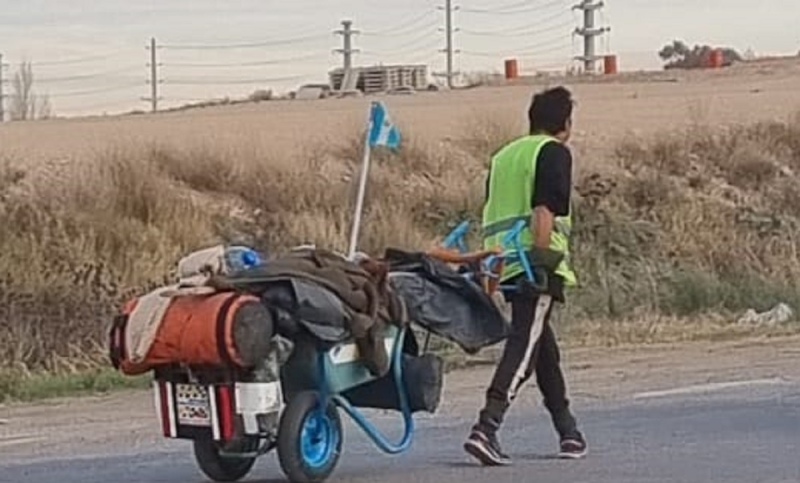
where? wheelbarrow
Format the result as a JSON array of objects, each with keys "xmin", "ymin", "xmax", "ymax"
[{"xmin": 149, "ymin": 219, "xmax": 543, "ymax": 483}]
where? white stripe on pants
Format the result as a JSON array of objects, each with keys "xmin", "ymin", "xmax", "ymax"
[{"xmin": 507, "ymin": 294, "xmax": 553, "ymax": 402}]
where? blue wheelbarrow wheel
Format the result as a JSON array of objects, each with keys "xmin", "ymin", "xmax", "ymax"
[
  {"xmin": 193, "ymin": 436, "xmax": 258, "ymax": 482},
  {"xmin": 277, "ymin": 390, "xmax": 343, "ymax": 483}
]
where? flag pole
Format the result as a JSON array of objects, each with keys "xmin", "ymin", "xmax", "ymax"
[{"xmin": 347, "ymin": 103, "xmax": 375, "ymax": 259}]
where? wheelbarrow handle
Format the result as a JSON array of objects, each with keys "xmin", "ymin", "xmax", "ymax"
[
  {"xmin": 501, "ymin": 220, "xmax": 537, "ymax": 285},
  {"xmin": 440, "ymin": 221, "xmax": 471, "ymax": 254},
  {"xmin": 441, "ymin": 218, "xmax": 548, "ymax": 291}
]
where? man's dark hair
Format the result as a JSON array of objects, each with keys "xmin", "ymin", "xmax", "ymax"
[{"xmin": 528, "ymin": 86, "xmax": 574, "ymax": 135}]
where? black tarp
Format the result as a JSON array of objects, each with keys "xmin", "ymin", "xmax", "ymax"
[
  {"xmin": 383, "ymin": 248, "xmax": 510, "ymax": 354},
  {"xmin": 258, "ymin": 278, "xmax": 352, "ymax": 345}
]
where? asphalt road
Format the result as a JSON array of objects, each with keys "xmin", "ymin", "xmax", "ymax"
[{"xmin": 2, "ymin": 378, "xmax": 798, "ymax": 483}]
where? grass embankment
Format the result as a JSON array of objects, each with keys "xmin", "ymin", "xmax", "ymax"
[{"xmin": 2, "ymin": 112, "xmax": 799, "ymax": 402}]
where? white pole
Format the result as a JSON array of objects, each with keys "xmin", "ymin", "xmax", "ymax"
[{"xmin": 347, "ymin": 108, "xmax": 375, "ymax": 259}]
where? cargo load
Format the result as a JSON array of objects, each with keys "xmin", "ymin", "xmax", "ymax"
[
  {"xmin": 215, "ymin": 246, "xmax": 409, "ymax": 377},
  {"xmin": 109, "ymin": 290, "xmax": 275, "ymax": 376},
  {"xmin": 108, "ymin": 244, "xmax": 509, "ymax": 381}
]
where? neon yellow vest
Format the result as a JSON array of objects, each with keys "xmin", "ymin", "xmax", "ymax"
[{"xmin": 482, "ymin": 134, "xmax": 577, "ymax": 286}]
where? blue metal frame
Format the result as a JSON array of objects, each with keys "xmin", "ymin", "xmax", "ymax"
[
  {"xmin": 312, "ymin": 326, "xmax": 414, "ymax": 456},
  {"xmin": 440, "ymin": 219, "xmax": 537, "ymax": 290},
  {"xmin": 441, "ymin": 220, "xmax": 471, "ymax": 254}
]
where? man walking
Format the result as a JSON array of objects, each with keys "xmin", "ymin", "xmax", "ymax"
[{"xmin": 463, "ymin": 86, "xmax": 587, "ymax": 466}]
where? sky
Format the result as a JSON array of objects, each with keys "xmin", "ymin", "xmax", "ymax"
[{"xmin": 0, "ymin": 0, "xmax": 797, "ymax": 117}]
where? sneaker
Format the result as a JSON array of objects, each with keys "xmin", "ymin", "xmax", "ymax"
[
  {"xmin": 557, "ymin": 433, "xmax": 588, "ymax": 459},
  {"xmin": 464, "ymin": 428, "xmax": 512, "ymax": 466}
]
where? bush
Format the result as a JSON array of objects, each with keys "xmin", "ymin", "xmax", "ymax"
[
  {"xmin": 572, "ymin": 114, "xmax": 800, "ymax": 320},
  {"xmin": 658, "ymin": 40, "xmax": 743, "ymax": 69},
  {"xmin": 2, "ymin": 112, "xmax": 800, "ymax": 374}
]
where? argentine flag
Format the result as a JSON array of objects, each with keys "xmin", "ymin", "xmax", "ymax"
[{"xmin": 367, "ymin": 101, "xmax": 402, "ymax": 151}]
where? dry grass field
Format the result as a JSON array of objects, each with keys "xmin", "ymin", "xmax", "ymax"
[{"xmin": 1, "ymin": 57, "xmax": 800, "ymax": 391}]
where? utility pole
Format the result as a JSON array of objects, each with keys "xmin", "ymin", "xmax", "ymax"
[
  {"xmin": 0, "ymin": 53, "xmax": 6, "ymax": 122},
  {"xmin": 444, "ymin": 0, "xmax": 454, "ymax": 88},
  {"xmin": 334, "ymin": 20, "xmax": 360, "ymax": 92},
  {"xmin": 573, "ymin": 0, "xmax": 610, "ymax": 74},
  {"xmin": 436, "ymin": 0, "xmax": 459, "ymax": 89},
  {"xmin": 334, "ymin": 20, "xmax": 359, "ymax": 73},
  {"xmin": 143, "ymin": 37, "xmax": 162, "ymax": 112}
]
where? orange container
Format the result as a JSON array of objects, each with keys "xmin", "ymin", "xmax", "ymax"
[
  {"xmin": 603, "ymin": 55, "xmax": 618, "ymax": 75},
  {"xmin": 110, "ymin": 292, "xmax": 271, "ymax": 376},
  {"xmin": 709, "ymin": 49, "xmax": 724, "ymax": 68},
  {"xmin": 504, "ymin": 59, "xmax": 519, "ymax": 80}
]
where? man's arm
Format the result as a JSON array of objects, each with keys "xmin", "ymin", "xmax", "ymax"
[
  {"xmin": 531, "ymin": 142, "xmax": 572, "ymax": 248},
  {"xmin": 485, "ymin": 169, "xmax": 490, "ymax": 203},
  {"xmin": 532, "ymin": 206, "xmax": 555, "ymax": 249}
]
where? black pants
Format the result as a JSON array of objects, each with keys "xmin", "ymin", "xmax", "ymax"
[{"xmin": 476, "ymin": 290, "xmax": 578, "ymax": 439}]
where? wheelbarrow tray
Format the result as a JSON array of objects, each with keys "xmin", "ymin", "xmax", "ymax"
[{"xmin": 280, "ymin": 324, "xmax": 402, "ymax": 398}]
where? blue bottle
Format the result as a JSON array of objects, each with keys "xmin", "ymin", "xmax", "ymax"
[{"xmin": 224, "ymin": 246, "xmax": 263, "ymax": 273}]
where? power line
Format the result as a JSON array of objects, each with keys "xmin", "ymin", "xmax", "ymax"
[
  {"xmin": 31, "ymin": 51, "xmax": 129, "ymax": 67},
  {"xmin": 460, "ymin": 0, "xmax": 565, "ymax": 15},
  {"xmin": 44, "ymin": 83, "xmax": 143, "ymax": 99},
  {"xmin": 361, "ymin": 40, "xmax": 441, "ymax": 58},
  {"xmin": 162, "ymin": 53, "xmax": 327, "ymax": 68},
  {"xmin": 458, "ymin": 5, "xmax": 572, "ymax": 36},
  {"xmin": 363, "ymin": 17, "xmax": 440, "ymax": 38},
  {"xmin": 461, "ymin": 33, "xmax": 573, "ymax": 57},
  {"xmin": 163, "ymin": 75, "xmax": 306, "ymax": 86},
  {"xmin": 160, "ymin": 33, "xmax": 331, "ymax": 50},
  {"xmin": 457, "ymin": 0, "xmax": 531, "ymax": 13},
  {"xmin": 460, "ymin": 16, "xmax": 575, "ymax": 38},
  {"xmin": 361, "ymin": 42, "xmax": 442, "ymax": 58},
  {"xmin": 403, "ymin": 51, "xmax": 443, "ymax": 66},
  {"xmin": 34, "ymin": 66, "xmax": 142, "ymax": 83},
  {"xmin": 361, "ymin": 10, "xmax": 437, "ymax": 36},
  {"xmin": 360, "ymin": 27, "xmax": 441, "ymax": 56},
  {"xmin": 475, "ymin": 29, "xmax": 574, "ymax": 51}
]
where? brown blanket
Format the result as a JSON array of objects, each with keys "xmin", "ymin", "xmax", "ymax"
[{"xmin": 216, "ymin": 248, "xmax": 407, "ymax": 377}]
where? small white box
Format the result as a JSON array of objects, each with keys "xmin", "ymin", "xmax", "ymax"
[{"xmin": 234, "ymin": 382, "xmax": 283, "ymax": 435}]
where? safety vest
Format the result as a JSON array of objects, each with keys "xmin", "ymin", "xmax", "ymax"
[{"xmin": 482, "ymin": 134, "xmax": 577, "ymax": 286}]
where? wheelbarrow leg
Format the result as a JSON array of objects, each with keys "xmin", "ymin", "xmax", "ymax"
[{"xmin": 331, "ymin": 327, "xmax": 415, "ymax": 455}]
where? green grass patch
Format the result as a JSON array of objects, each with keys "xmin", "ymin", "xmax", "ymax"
[
  {"xmin": 660, "ymin": 268, "xmax": 800, "ymax": 317},
  {"xmin": 0, "ymin": 368, "xmax": 150, "ymax": 404}
]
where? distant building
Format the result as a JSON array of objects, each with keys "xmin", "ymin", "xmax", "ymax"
[{"xmin": 329, "ymin": 64, "xmax": 428, "ymax": 94}]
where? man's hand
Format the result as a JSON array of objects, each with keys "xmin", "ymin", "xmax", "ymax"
[{"xmin": 532, "ymin": 205, "xmax": 555, "ymax": 249}]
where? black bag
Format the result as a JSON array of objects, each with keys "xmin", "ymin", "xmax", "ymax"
[
  {"xmin": 341, "ymin": 352, "xmax": 444, "ymax": 414},
  {"xmin": 385, "ymin": 248, "xmax": 510, "ymax": 353}
]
